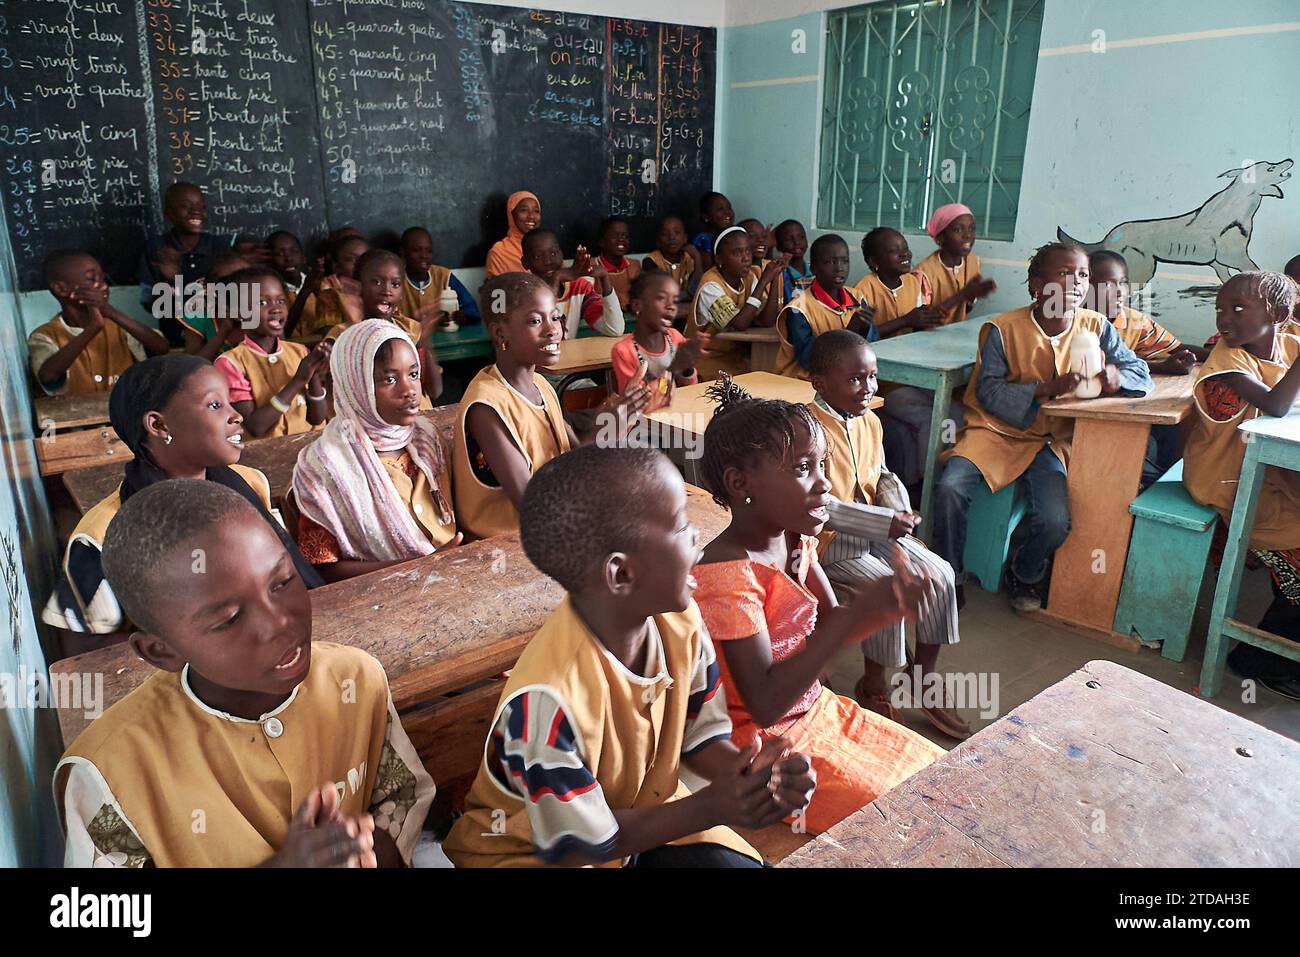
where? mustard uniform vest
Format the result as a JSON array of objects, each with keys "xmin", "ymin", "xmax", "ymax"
[
  {"xmin": 689, "ymin": 267, "xmax": 754, "ymax": 381},
  {"xmin": 32, "ymin": 315, "xmax": 138, "ymax": 394},
  {"xmin": 775, "ymin": 286, "xmax": 860, "ymax": 380},
  {"xmin": 452, "ymin": 365, "xmax": 571, "ymax": 539},
  {"xmin": 850, "ymin": 272, "xmax": 931, "ymax": 337},
  {"xmin": 223, "ymin": 338, "xmax": 314, "ymax": 438},
  {"xmin": 1183, "ymin": 333, "xmax": 1300, "ymax": 550},
  {"xmin": 400, "ymin": 266, "xmax": 453, "ymax": 320},
  {"xmin": 647, "ymin": 250, "xmax": 694, "ymax": 290},
  {"xmin": 916, "ymin": 250, "xmax": 981, "ymax": 325},
  {"xmin": 444, "ymin": 597, "xmax": 759, "ymax": 867},
  {"xmin": 55, "ymin": 643, "xmax": 391, "ymax": 868},
  {"xmin": 949, "ymin": 307, "xmax": 1109, "ymax": 492},
  {"xmin": 380, "ymin": 451, "xmax": 458, "ymax": 548}
]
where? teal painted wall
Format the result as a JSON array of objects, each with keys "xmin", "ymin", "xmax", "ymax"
[
  {"xmin": 0, "ymin": 201, "xmax": 63, "ymax": 867},
  {"xmin": 717, "ymin": 0, "xmax": 1300, "ymax": 345}
]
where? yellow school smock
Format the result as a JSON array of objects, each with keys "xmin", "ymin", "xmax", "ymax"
[
  {"xmin": 915, "ymin": 250, "xmax": 981, "ymax": 325},
  {"xmin": 55, "ymin": 642, "xmax": 431, "ymax": 868},
  {"xmin": 808, "ymin": 399, "xmax": 884, "ymax": 555},
  {"xmin": 774, "ymin": 286, "xmax": 860, "ymax": 380},
  {"xmin": 1183, "ymin": 334, "xmax": 1300, "ymax": 550},
  {"xmin": 948, "ymin": 307, "xmax": 1109, "ymax": 492},
  {"xmin": 444, "ymin": 596, "xmax": 759, "ymax": 867},
  {"xmin": 381, "ymin": 450, "xmax": 457, "ymax": 548},
  {"xmin": 217, "ymin": 337, "xmax": 314, "ymax": 439},
  {"xmin": 647, "ymin": 249, "xmax": 694, "ymax": 289},
  {"xmin": 849, "ymin": 272, "xmax": 934, "ymax": 338},
  {"xmin": 400, "ymin": 266, "xmax": 453, "ymax": 320},
  {"xmin": 27, "ymin": 314, "xmax": 142, "ymax": 395},
  {"xmin": 690, "ymin": 267, "xmax": 757, "ymax": 381},
  {"xmin": 452, "ymin": 364, "xmax": 571, "ymax": 539}
]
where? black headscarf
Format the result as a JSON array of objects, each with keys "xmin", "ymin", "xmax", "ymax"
[{"xmin": 109, "ymin": 355, "xmax": 325, "ymax": 589}]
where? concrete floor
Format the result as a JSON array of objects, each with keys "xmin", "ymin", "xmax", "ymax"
[{"xmin": 825, "ymin": 561, "xmax": 1300, "ymax": 748}]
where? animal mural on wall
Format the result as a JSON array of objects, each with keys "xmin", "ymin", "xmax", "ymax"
[{"xmin": 1057, "ymin": 159, "xmax": 1292, "ymax": 285}]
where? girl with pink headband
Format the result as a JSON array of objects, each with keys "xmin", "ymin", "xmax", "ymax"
[{"xmin": 914, "ymin": 202, "xmax": 997, "ymax": 325}]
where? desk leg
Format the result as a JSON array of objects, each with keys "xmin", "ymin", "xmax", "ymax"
[
  {"xmin": 1200, "ymin": 441, "xmax": 1266, "ymax": 698},
  {"xmin": 751, "ymin": 341, "xmax": 779, "ymax": 374},
  {"xmin": 915, "ymin": 370, "xmax": 951, "ymax": 545},
  {"xmin": 1045, "ymin": 418, "xmax": 1148, "ymax": 633}
]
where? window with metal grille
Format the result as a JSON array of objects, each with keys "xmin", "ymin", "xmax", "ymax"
[{"xmin": 818, "ymin": 0, "xmax": 1045, "ymax": 241}]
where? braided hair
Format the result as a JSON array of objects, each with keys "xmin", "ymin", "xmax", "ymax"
[
  {"xmin": 700, "ymin": 373, "xmax": 825, "ymax": 509},
  {"xmin": 1027, "ymin": 241, "xmax": 1085, "ymax": 283},
  {"xmin": 1222, "ymin": 270, "xmax": 1299, "ymax": 324}
]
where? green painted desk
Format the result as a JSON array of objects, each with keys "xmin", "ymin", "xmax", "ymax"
[
  {"xmin": 428, "ymin": 325, "xmax": 492, "ymax": 362},
  {"xmin": 1201, "ymin": 407, "xmax": 1300, "ymax": 697},
  {"xmin": 870, "ymin": 319, "xmax": 984, "ymax": 538}
]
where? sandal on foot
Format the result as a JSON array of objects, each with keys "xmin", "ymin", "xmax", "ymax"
[{"xmin": 923, "ymin": 706, "xmax": 972, "ymax": 740}]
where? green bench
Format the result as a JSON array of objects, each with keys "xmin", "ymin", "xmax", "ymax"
[
  {"xmin": 963, "ymin": 482, "xmax": 1028, "ymax": 593},
  {"xmin": 1113, "ymin": 460, "xmax": 1218, "ymax": 661}
]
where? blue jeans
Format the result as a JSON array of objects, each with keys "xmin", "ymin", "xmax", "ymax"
[{"xmin": 934, "ymin": 447, "xmax": 1071, "ymax": 584}]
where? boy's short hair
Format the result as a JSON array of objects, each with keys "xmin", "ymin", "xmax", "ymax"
[
  {"xmin": 860, "ymin": 227, "xmax": 898, "ymax": 264},
  {"xmin": 329, "ymin": 233, "xmax": 367, "ymax": 260},
  {"xmin": 520, "ymin": 228, "xmax": 558, "ymax": 258},
  {"xmin": 774, "ymin": 219, "xmax": 804, "ymax": 244},
  {"xmin": 809, "ymin": 328, "xmax": 871, "ymax": 378},
  {"xmin": 1088, "ymin": 249, "xmax": 1128, "ymax": 273},
  {"xmin": 1028, "ymin": 241, "xmax": 1085, "ymax": 282},
  {"xmin": 266, "ymin": 230, "xmax": 300, "ymax": 247},
  {"xmin": 738, "ymin": 217, "xmax": 763, "ymax": 230},
  {"xmin": 520, "ymin": 445, "xmax": 670, "ymax": 592},
  {"xmin": 400, "ymin": 226, "xmax": 431, "ymax": 244},
  {"xmin": 43, "ymin": 249, "xmax": 94, "ymax": 287},
  {"xmin": 478, "ymin": 271, "xmax": 550, "ymax": 322},
  {"xmin": 810, "ymin": 233, "xmax": 848, "ymax": 260},
  {"xmin": 1283, "ymin": 254, "xmax": 1300, "ymax": 280},
  {"xmin": 698, "ymin": 191, "xmax": 725, "ymax": 214},
  {"xmin": 102, "ymin": 479, "xmax": 259, "ymax": 634},
  {"xmin": 354, "ymin": 248, "xmax": 403, "ymax": 280},
  {"xmin": 224, "ymin": 265, "xmax": 282, "ymax": 289},
  {"xmin": 598, "ymin": 216, "xmax": 628, "ymax": 236}
]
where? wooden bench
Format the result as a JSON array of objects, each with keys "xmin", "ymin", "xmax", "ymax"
[
  {"xmin": 780, "ymin": 660, "xmax": 1299, "ymax": 867},
  {"xmin": 1114, "ymin": 460, "xmax": 1218, "ymax": 661},
  {"xmin": 62, "ymin": 405, "xmax": 458, "ymax": 514}
]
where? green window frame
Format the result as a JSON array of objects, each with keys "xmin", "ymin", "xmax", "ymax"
[{"xmin": 818, "ymin": 0, "xmax": 1046, "ymax": 241}]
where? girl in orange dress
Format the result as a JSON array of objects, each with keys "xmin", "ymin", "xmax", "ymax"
[{"xmin": 691, "ymin": 375, "xmax": 945, "ymax": 833}]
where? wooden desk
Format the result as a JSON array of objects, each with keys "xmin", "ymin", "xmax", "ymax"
[
  {"xmin": 34, "ymin": 393, "xmax": 111, "ymax": 431},
  {"xmin": 49, "ymin": 484, "xmax": 730, "ymax": 752},
  {"xmin": 63, "ymin": 406, "xmax": 458, "ymax": 514},
  {"xmin": 780, "ymin": 660, "xmax": 1298, "ymax": 867},
  {"xmin": 870, "ymin": 320, "xmax": 984, "ymax": 538},
  {"xmin": 551, "ymin": 336, "xmax": 618, "ymax": 397},
  {"xmin": 1201, "ymin": 406, "xmax": 1300, "ymax": 696},
  {"xmin": 716, "ymin": 326, "xmax": 779, "ymax": 373},
  {"xmin": 1040, "ymin": 372, "xmax": 1196, "ymax": 643},
  {"xmin": 644, "ymin": 372, "xmax": 881, "ymax": 485}
]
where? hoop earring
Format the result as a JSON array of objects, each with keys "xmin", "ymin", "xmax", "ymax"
[{"xmin": 497, "ymin": 339, "xmax": 508, "ymax": 351}]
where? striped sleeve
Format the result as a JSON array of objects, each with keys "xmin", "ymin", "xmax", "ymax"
[
  {"xmin": 1131, "ymin": 316, "xmax": 1182, "ymax": 362},
  {"xmin": 682, "ymin": 620, "xmax": 732, "ymax": 756},
  {"xmin": 826, "ymin": 494, "xmax": 897, "ymax": 543},
  {"xmin": 487, "ymin": 688, "xmax": 619, "ymax": 864}
]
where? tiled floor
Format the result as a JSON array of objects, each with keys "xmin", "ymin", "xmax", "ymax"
[{"xmin": 825, "ymin": 562, "xmax": 1300, "ymax": 748}]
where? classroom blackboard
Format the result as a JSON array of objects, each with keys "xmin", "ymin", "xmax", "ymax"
[{"xmin": 0, "ymin": 0, "xmax": 715, "ymax": 291}]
